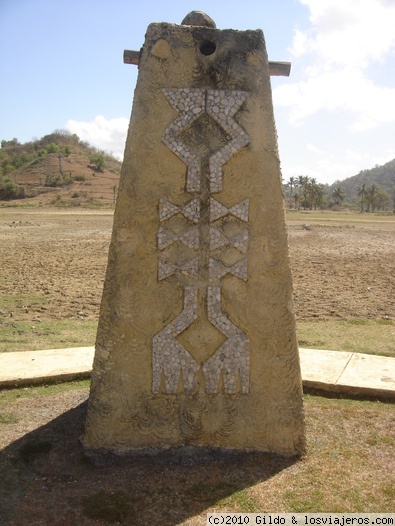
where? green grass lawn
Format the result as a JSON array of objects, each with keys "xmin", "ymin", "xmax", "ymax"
[
  {"xmin": 0, "ymin": 319, "xmax": 97, "ymax": 352},
  {"xmin": 285, "ymin": 209, "xmax": 395, "ymax": 223},
  {"xmin": 1, "ymin": 318, "xmax": 394, "ymax": 358},
  {"xmin": 297, "ymin": 319, "xmax": 395, "ymax": 358}
]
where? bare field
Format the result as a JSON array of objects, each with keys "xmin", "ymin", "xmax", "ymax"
[
  {"xmin": 0, "ymin": 208, "xmax": 394, "ymax": 522},
  {"xmin": 0, "ymin": 208, "xmax": 394, "ymax": 326}
]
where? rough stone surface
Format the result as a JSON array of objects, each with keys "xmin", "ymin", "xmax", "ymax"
[
  {"xmin": 83, "ymin": 20, "xmax": 305, "ymax": 455},
  {"xmin": 181, "ymin": 11, "xmax": 216, "ymax": 28}
]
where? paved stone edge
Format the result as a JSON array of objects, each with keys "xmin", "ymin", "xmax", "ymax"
[
  {"xmin": 0, "ymin": 348, "xmax": 394, "ymax": 400},
  {"xmin": 0, "ymin": 371, "xmax": 92, "ymax": 389}
]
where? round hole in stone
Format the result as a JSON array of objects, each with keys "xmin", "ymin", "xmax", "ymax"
[{"xmin": 199, "ymin": 40, "xmax": 216, "ymax": 56}]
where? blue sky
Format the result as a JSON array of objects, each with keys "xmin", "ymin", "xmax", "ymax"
[{"xmin": 1, "ymin": 0, "xmax": 394, "ymax": 185}]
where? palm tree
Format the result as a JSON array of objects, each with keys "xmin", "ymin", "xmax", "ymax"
[
  {"xmin": 315, "ymin": 183, "xmax": 326, "ymax": 210},
  {"xmin": 332, "ymin": 186, "xmax": 346, "ymax": 206},
  {"xmin": 365, "ymin": 183, "xmax": 379, "ymax": 212},
  {"xmin": 287, "ymin": 176, "xmax": 295, "ymax": 209},
  {"xmin": 375, "ymin": 187, "xmax": 391, "ymax": 211},
  {"xmin": 298, "ymin": 175, "xmax": 309, "ymax": 209},
  {"xmin": 357, "ymin": 183, "xmax": 366, "ymax": 213}
]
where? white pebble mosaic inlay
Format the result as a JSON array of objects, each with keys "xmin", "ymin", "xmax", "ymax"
[
  {"xmin": 210, "ymin": 197, "xmax": 249, "ymax": 222},
  {"xmin": 162, "ymin": 88, "xmax": 250, "ymax": 194},
  {"xmin": 159, "ymin": 198, "xmax": 200, "ymax": 224},
  {"xmin": 203, "ymin": 286, "xmax": 250, "ymax": 394},
  {"xmin": 153, "ymin": 87, "xmax": 251, "ymax": 395},
  {"xmin": 152, "ymin": 287, "xmax": 199, "ymax": 394}
]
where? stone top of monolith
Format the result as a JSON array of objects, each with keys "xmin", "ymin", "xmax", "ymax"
[{"xmin": 181, "ymin": 11, "xmax": 216, "ymax": 28}]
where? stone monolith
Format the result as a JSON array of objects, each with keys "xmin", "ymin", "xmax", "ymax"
[{"xmin": 83, "ymin": 13, "xmax": 305, "ymax": 455}]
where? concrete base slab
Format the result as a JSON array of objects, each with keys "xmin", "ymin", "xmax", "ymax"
[
  {"xmin": 337, "ymin": 352, "xmax": 395, "ymax": 397},
  {"xmin": 299, "ymin": 348, "xmax": 395, "ymax": 399},
  {"xmin": 0, "ymin": 347, "xmax": 94, "ymax": 388},
  {"xmin": 298, "ymin": 348, "xmax": 352, "ymax": 385},
  {"xmin": 0, "ymin": 347, "xmax": 394, "ymax": 400}
]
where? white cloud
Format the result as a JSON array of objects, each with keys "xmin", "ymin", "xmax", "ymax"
[
  {"xmin": 296, "ymin": 0, "xmax": 395, "ymax": 68},
  {"xmin": 274, "ymin": 0, "xmax": 395, "ymax": 130},
  {"xmin": 307, "ymin": 142, "xmax": 324, "ymax": 154},
  {"xmin": 274, "ymin": 69, "xmax": 395, "ymax": 129},
  {"xmin": 65, "ymin": 115, "xmax": 128, "ymax": 160}
]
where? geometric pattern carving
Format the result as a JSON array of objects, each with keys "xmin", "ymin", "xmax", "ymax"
[
  {"xmin": 158, "ymin": 257, "xmax": 199, "ymax": 281},
  {"xmin": 203, "ymin": 286, "xmax": 250, "ymax": 394},
  {"xmin": 152, "ymin": 287, "xmax": 199, "ymax": 394},
  {"xmin": 162, "ymin": 88, "xmax": 250, "ymax": 194},
  {"xmin": 210, "ymin": 197, "xmax": 249, "ymax": 222},
  {"xmin": 206, "ymin": 90, "xmax": 250, "ymax": 193},
  {"xmin": 209, "ymin": 257, "xmax": 248, "ymax": 282},
  {"xmin": 209, "ymin": 227, "xmax": 249, "ymax": 254},
  {"xmin": 159, "ymin": 198, "xmax": 200, "ymax": 224},
  {"xmin": 157, "ymin": 226, "xmax": 199, "ymax": 250},
  {"xmin": 153, "ymin": 87, "xmax": 251, "ymax": 395},
  {"xmin": 162, "ymin": 88, "xmax": 205, "ymax": 193}
]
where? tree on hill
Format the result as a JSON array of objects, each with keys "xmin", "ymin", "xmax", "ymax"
[
  {"xmin": 357, "ymin": 183, "xmax": 367, "ymax": 212},
  {"xmin": 375, "ymin": 187, "xmax": 391, "ymax": 211},
  {"xmin": 308, "ymin": 179, "xmax": 326, "ymax": 210},
  {"xmin": 46, "ymin": 143, "xmax": 59, "ymax": 154},
  {"xmin": 90, "ymin": 152, "xmax": 105, "ymax": 172},
  {"xmin": 356, "ymin": 183, "xmax": 390, "ymax": 212},
  {"xmin": 331, "ymin": 186, "xmax": 346, "ymax": 205},
  {"xmin": 1, "ymin": 138, "xmax": 19, "ymax": 148},
  {"xmin": 331, "ymin": 158, "xmax": 395, "ymax": 200},
  {"xmin": 0, "ymin": 176, "xmax": 24, "ymax": 200}
]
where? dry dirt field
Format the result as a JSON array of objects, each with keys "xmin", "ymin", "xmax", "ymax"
[
  {"xmin": 0, "ymin": 207, "xmax": 394, "ymax": 324},
  {"xmin": 0, "ymin": 207, "xmax": 394, "ymax": 524}
]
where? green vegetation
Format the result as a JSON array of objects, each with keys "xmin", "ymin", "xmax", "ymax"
[
  {"xmin": 82, "ymin": 491, "xmax": 136, "ymax": 523},
  {"xmin": 297, "ymin": 319, "xmax": 395, "ymax": 358},
  {"xmin": 2, "ymin": 316, "xmax": 392, "ymax": 358},
  {"xmin": 285, "ymin": 175, "xmax": 328, "ymax": 210},
  {"xmin": 216, "ymin": 488, "xmax": 260, "ymax": 512},
  {"xmin": 284, "ymin": 163, "xmax": 395, "ymax": 212},
  {"xmin": 331, "ymin": 185, "xmax": 346, "ymax": 205},
  {"xmin": 0, "ymin": 130, "xmax": 120, "ymax": 202},
  {"xmin": 0, "ymin": 319, "xmax": 98, "ymax": 352},
  {"xmin": 0, "ymin": 176, "xmax": 25, "ymax": 200},
  {"xmin": 0, "ymin": 379, "xmax": 90, "ymax": 404},
  {"xmin": 0, "ymin": 292, "xmax": 47, "ymax": 313},
  {"xmin": 0, "ymin": 412, "xmax": 19, "ymax": 424},
  {"xmin": 356, "ymin": 182, "xmax": 392, "ymax": 212},
  {"xmin": 338, "ymin": 158, "xmax": 395, "ymax": 197},
  {"xmin": 89, "ymin": 152, "xmax": 106, "ymax": 172},
  {"xmin": 285, "ymin": 209, "xmax": 395, "ymax": 223}
]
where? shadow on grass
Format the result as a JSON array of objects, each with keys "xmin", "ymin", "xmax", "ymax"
[{"xmin": 0, "ymin": 402, "xmax": 299, "ymax": 525}]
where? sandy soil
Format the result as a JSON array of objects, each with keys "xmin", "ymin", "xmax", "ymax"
[
  {"xmin": 0, "ymin": 208, "xmax": 394, "ymax": 524},
  {"xmin": 0, "ymin": 208, "xmax": 394, "ymax": 324}
]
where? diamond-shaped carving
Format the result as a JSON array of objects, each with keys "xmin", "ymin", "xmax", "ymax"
[
  {"xmin": 178, "ymin": 113, "xmax": 231, "ymax": 159},
  {"xmin": 176, "ymin": 316, "xmax": 227, "ymax": 364}
]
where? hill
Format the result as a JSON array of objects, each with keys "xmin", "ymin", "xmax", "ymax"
[
  {"xmin": 0, "ymin": 131, "xmax": 122, "ymax": 206},
  {"xmin": 332, "ymin": 158, "xmax": 395, "ymax": 200}
]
